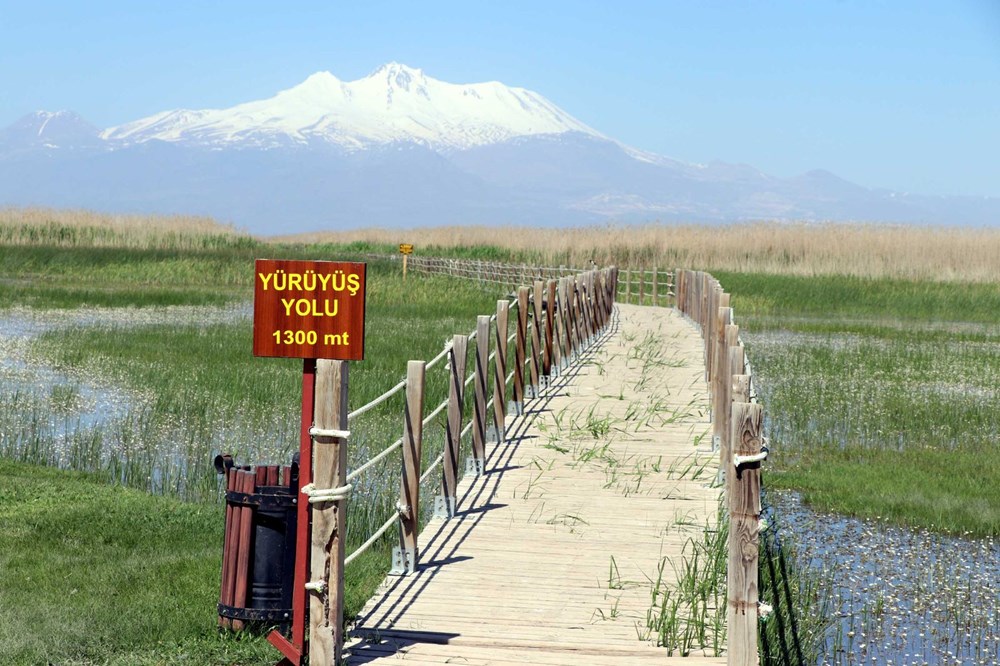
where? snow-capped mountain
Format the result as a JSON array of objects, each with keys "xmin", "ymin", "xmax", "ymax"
[
  {"xmin": 0, "ymin": 110, "xmax": 102, "ymax": 151},
  {"xmin": 101, "ymin": 62, "xmax": 605, "ymax": 151},
  {"xmin": 2, "ymin": 63, "xmax": 998, "ymax": 232}
]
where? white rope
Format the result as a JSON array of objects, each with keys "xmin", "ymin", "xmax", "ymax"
[
  {"xmin": 426, "ymin": 343, "xmax": 452, "ymax": 370},
  {"xmin": 346, "ymin": 437, "xmax": 402, "ymax": 483},
  {"xmin": 419, "ymin": 452, "xmax": 444, "ymax": 484},
  {"xmin": 301, "ymin": 482, "xmax": 352, "ymax": 503},
  {"xmin": 348, "ymin": 379, "xmax": 406, "ymax": 422},
  {"xmin": 344, "ymin": 512, "xmax": 399, "ymax": 566},
  {"xmin": 305, "ymin": 580, "xmax": 326, "ymax": 592},
  {"xmin": 309, "ymin": 426, "xmax": 350, "ymax": 439},
  {"xmin": 733, "ymin": 446, "xmax": 769, "ymax": 467},
  {"xmin": 421, "ymin": 397, "xmax": 449, "ymax": 427}
]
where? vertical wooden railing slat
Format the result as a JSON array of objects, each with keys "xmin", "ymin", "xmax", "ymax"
[
  {"xmin": 493, "ymin": 300, "xmax": 509, "ymax": 442},
  {"xmin": 472, "ymin": 315, "xmax": 490, "ymax": 466},
  {"xmin": 443, "ymin": 334, "xmax": 468, "ymax": 515},
  {"xmin": 398, "ymin": 360, "xmax": 426, "ymax": 573}
]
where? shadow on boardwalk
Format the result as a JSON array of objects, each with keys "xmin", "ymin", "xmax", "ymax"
[{"xmin": 347, "ymin": 305, "xmax": 725, "ymax": 665}]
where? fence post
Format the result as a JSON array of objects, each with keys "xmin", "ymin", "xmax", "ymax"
[
  {"xmin": 308, "ymin": 359, "xmax": 349, "ymax": 664},
  {"xmin": 728, "ymin": 400, "xmax": 763, "ymax": 666},
  {"xmin": 493, "ymin": 300, "xmax": 509, "ymax": 443},
  {"xmin": 545, "ymin": 279, "xmax": 556, "ymax": 379},
  {"xmin": 395, "ymin": 360, "xmax": 425, "ymax": 575},
  {"xmin": 472, "ymin": 315, "xmax": 490, "ymax": 471},
  {"xmin": 529, "ymin": 281, "xmax": 543, "ymax": 395},
  {"xmin": 441, "ymin": 335, "xmax": 468, "ymax": 517},
  {"xmin": 652, "ymin": 266, "xmax": 658, "ymax": 306},
  {"xmin": 513, "ymin": 287, "xmax": 528, "ymax": 414},
  {"xmin": 713, "ymin": 305, "xmax": 733, "ymax": 435},
  {"xmin": 559, "ymin": 278, "xmax": 571, "ymax": 364},
  {"xmin": 625, "ymin": 268, "xmax": 631, "ymax": 304},
  {"xmin": 573, "ymin": 275, "xmax": 585, "ymax": 354}
]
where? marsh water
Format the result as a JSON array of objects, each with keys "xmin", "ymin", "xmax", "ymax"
[{"xmin": 767, "ymin": 491, "xmax": 1000, "ymax": 665}]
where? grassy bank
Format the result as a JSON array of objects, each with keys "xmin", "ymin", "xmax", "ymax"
[
  {"xmin": 1, "ymin": 220, "xmax": 511, "ymax": 663},
  {"xmin": 714, "ymin": 272, "xmax": 1000, "ymax": 536}
]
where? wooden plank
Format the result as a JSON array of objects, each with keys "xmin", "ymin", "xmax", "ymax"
[
  {"xmin": 399, "ymin": 360, "xmax": 426, "ymax": 564},
  {"xmin": 308, "ymin": 359, "xmax": 349, "ymax": 665},
  {"xmin": 514, "ymin": 287, "xmax": 528, "ymax": 412},
  {"xmin": 493, "ymin": 300, "xmax": 508, "ymax": 442},
  {"xmin": 443, "ymin": 334, "xmax": 468, "ymax": 508},
  {"xmin": 473, "ymin": 316, "xmax": 490, "ymax": 462},
  {"xmin": 232, "ymin": 470, "xmax": 254, "ymax": 631},
  {"xmin": 530, "ymin": 281, "xmax": 542, "ymax": 393},
  {"xmin": 545, "ymin": 279, "xmax": 556, "ymax": 378}
]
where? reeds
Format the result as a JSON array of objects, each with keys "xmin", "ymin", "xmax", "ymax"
[{"xmin": 282, "ymin": 221, "xmax": 1000, "ymax": 283}]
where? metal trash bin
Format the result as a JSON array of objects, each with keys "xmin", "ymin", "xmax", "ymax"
[{"xmin": 216, "ymin": 453, "xmax": 298, "ymax": 630}]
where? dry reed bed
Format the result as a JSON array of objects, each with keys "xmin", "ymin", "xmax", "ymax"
[
  {"xmin": 280, "ymin": 222, "xmax": 1000, "ymax": 283},
  {"xmin": 0, "ymin": 207, "xmax": 248, "ymax": 250}
]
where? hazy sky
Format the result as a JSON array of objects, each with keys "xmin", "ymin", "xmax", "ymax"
[{"xmin": 2, "ymin": 1, "xmax": 998, "ymax": 197}]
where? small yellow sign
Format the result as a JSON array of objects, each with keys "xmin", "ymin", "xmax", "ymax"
[{"xmin": 399, "ymin": 243, "xmax": 414, "ymax": 255}]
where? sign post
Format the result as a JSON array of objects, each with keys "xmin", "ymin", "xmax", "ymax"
[
  {"xmin": 253, "ymin": 259, "xmax": 366, "ymax": 665},
  {"xmin": 399, "ymin": 243, "xmax": 413, "ymax": 281}
]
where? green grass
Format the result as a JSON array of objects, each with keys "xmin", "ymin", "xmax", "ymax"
[
  {"xmin": 717, "ymin": 272, "xmax": 1000, "ymax": 536},
  {"xmin": 714, "ymin": 271, "xmax": 1000, "ymax": 325},
  {"xmin": 0, "ymin": 459, "xmax": 273, "ymax": 665},
  {"xmin": 1, "ymin": 240, "xmax": 515, "ymax": 663}
]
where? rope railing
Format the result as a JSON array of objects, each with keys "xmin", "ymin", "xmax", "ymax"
[{"xmin": 301, "ymin": 262, "xmax": 621, "ymax": 660}]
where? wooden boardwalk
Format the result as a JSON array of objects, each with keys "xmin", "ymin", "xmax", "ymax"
[{"xmin": 346, "ymin": 303, "xmax": 725, "ymax": 665}]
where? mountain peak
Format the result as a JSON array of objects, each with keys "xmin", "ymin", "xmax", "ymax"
[
  {"xmin": 102, "ymin": 63, "xmax": 604, "ymax": 150},
  {"xmin": 1, "ymin": 110, "xmax": 100, "ymax": 149}
]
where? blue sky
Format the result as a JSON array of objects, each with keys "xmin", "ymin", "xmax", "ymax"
[{"xmin": 2, "ymin": 1, "xmax": 998, "ymax": 196}]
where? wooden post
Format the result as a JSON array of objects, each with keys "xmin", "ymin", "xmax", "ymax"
[
  {"xmin": 727, "ymin": 401, "xmax": 763, "ymax": 666},
  {"xmin": 442, "ymin": 335, "xmax": 468, "ymax": 515},
  {"xmin": 652, "ymin": 266, "xmax": 658, "ymax": 305},
  {"xmin": 638, "ymin": 268, "xmax": 645, "ymax": 305},
  {"xmin": 514, "ymin": 287, "xmax": 528, "ymax": 414},
  {"xmin": 713, "ymin": 306, "xmax": 733, "ymax": 450},
  {"xmin": 593, "ymin": 270, "xmax": 605, "ymax": 331},
  {"xmin": 561, "ymin": 278, "xmax": 574, "ymax": 363},
  {"xmin": 625, "ymin": 268, "xmax": 631, "ymax": 304},
  {"xmin": 398, "ymin": 360, "xmax": 425, "ymax": 574},
  {"xmin": 529, "ymin": 281, "xmax": 543, "ymax": 395},
  {"xmin": 493, "ymin": 300, "xmax": 508, "ymax": 442},
  {"xmin": 546, "ymin": 279, "xmax": 558, "ymax": 377},
  {"xmin": 402, "ymin": 253, "xmax": 408, "ymax": 281},
  {"xmin": 545, "ymin": 279, "xmax": 556, "ymax": 373},
  {"xmin": 472, "ymin": 315, "xmax": 490, "ymax": 467},
  {"xmin": 307, "ymin": 359, "xmax": 349, "ymax": 665}
]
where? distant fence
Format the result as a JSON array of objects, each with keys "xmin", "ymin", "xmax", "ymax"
[
  {"xmin": 299, "ymin": 264, "xmax": 618, "ymax": 662},
  {"xmin": 372, "ymin": 255, "xmax": 675, "ymax": 308}
]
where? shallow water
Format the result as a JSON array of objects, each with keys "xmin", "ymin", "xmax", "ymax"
[{"xmin": 768, "ymin": 490, "xmax": 1000, "ymax": 666}]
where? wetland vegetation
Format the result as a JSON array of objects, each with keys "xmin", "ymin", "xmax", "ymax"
[{"xmin": 3, "ymin": 208, "xmax": 999, "ymax": 664}]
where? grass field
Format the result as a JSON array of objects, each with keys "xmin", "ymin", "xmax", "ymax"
[
  {"xmin": 0, "ymin": 213, "xmax": 512, "ymax": 664},
  {"xmin": 3, "ymin": 208, "xmax": 999, "ymax": 664},
  {"xmin": 714, "ymin": 271, "xmax": 1000, "ymax": 537}
]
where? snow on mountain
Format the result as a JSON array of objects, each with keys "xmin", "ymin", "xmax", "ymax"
[
  {"xmin": 0, "ymin": 110, "xmax": 101, "ymax": 150},
  {"xmin": 102, "ymin": 62, "xmax": 606, "ymax": 151}
]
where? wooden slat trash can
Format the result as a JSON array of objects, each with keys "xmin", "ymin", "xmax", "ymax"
[{"xmin": 215, "ymin": 453, "xmax": 298, "ymax": 630}]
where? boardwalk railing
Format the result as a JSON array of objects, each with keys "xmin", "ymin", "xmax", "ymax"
[
  {"xmin": 378, "ymin": 254, "xmax": 677, "ymax": 310},
  {"xmin": 298, "ymin": 265, "xmax": 619, "ymax": 663},
  {"xmin": 675, "ymin": 268, "xmax": 766, "ymax": 666}
]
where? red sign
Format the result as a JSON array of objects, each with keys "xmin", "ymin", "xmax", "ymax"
[{"xmin": 253, "ymin": 259, "xmax": 366, "ymax": 360}]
